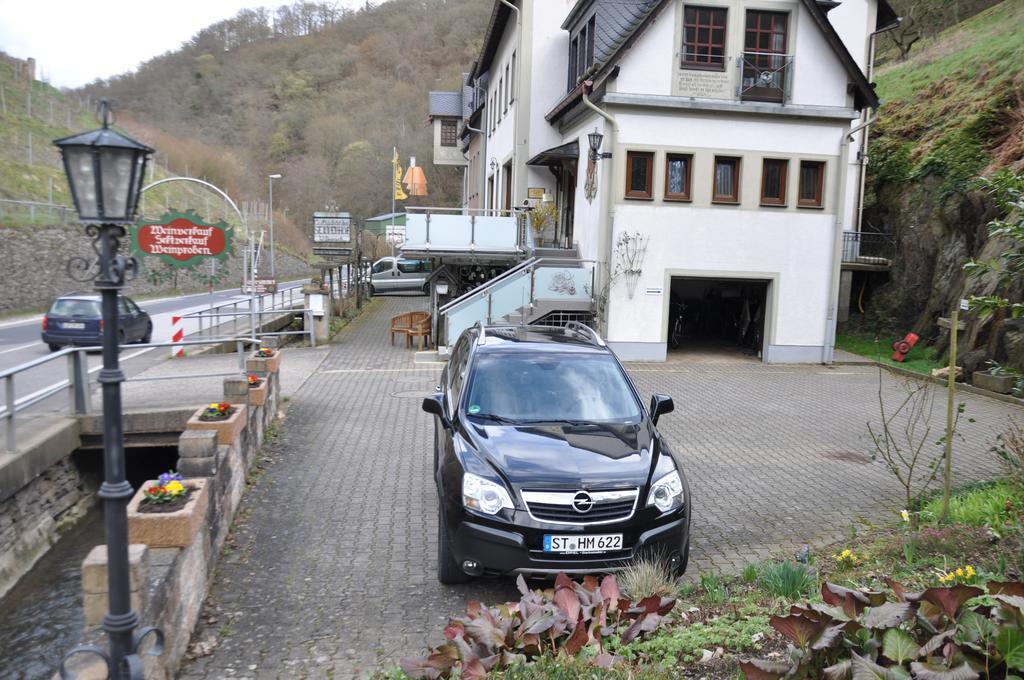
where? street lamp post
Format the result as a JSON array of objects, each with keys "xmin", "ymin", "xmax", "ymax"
[
  {"xmin": 268, "ymin": 173, "xmax": 281, "ymax": 281},
  {"xmin": 55, "ymin": 101, "xmax": 163, "ymax": 680}
]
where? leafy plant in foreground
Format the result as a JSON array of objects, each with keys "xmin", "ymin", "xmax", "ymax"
[
  {"xmin": 400, "ymin": 573, "xmax": 675, "ymax": 678},
  {"xmin": 739, "ymin": 578, "xmax": 1024, "ymax": 679}
]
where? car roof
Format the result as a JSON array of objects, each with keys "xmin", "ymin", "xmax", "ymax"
[{"xmin": 473, "ymin": 325, "xmax": 609, "ymax": 355}]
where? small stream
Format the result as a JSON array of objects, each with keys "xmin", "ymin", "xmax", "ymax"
[
  {"xmin": 0, "ymin": 446, "xmax": 179, "ymax": 679},
  {"xmin": 0, "ymin": 508, "xmax": 104, "ymax": 680}
]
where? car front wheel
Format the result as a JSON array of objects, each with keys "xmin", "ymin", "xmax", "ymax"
[
  {"xmin": 47, "ymin": 343, "xmax": 61, "ymax": 352},
  {"xmin": 437, "ymin": 509, "xmax": 470, "ymax": 584},
  {"xmin": 140, "ymin": 322, "xmax": 152, "ymax": 344}
]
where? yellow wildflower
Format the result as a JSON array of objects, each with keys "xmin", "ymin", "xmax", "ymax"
[
  {"xmin": 165, "ymin": 480, "xmax": 185, "ymax": 495},
  {"xmin": 901, "ymin": 509, "xmax": 910, "ymax": 522},
  {"xmin": 956, "ymin": 567, "xmax": 965, "ymax": 577},
  {"xmin": 966, "ymin": 566, "xmax": 976, "ymax": 577}
]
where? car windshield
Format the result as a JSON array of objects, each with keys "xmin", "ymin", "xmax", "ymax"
[
  {"xmin": 50, "ymin": 299, "xmax": 100, "ymax": 317},
  {"xmin": 463, "ymin": 352, "xmax": 641, "ymax": 424}
]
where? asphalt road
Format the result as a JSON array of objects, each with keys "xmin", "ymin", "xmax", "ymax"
[{"xmin": 0, "ymin": 281, "xmax": 308, "ymax": 420}]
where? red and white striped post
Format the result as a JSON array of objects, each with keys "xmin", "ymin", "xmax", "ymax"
[{"xmin": 171, "ymin": 315, "xmax": 184, "ymax": 358}]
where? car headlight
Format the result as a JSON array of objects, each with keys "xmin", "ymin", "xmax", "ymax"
[
  {"xmin": 647, "ymin": 469, "xmax": 684, "ymax": 513},
  {"xmin": 463, "ymin": 472, "xmax": 514, "ymax": 515}
]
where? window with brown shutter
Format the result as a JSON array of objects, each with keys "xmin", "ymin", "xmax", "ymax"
[
  {"xmin": 712, "ymin": 156, "xmax": 740, "ymax": 203},
  {"xmin": 665, "ymin": 154, "xmax": 693, "ymax": 201},
  {"xmin": 625, "ymin": 151, "xmax": 654, "ymax": 199},
  {"xmin": 797, "ymin": 161, "xmax": 824, "ymax": 207},
  {"xmin": 682, "ymin": 6, "xmax": 728, "ymax": 70},
  {"xmin": 760, "ymin": 158, "xmax": 788, "ymax": 206}
]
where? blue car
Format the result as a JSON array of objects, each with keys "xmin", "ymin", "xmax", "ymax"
[{"xmin": 42, "ymin": 293, "xmax": 153, "ymax": 351}]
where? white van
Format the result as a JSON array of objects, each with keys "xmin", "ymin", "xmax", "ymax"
[{"xmin": 368, "ymin": 257, "xmax": 433, "ymax": 295}]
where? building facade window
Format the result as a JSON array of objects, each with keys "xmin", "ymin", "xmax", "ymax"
[
  {"xmin": 760, "ymin": 158, "xmax": 788, "ymax": 206},
  {"xmin": 568, "ymin": 15, "xmax": 596, "ymax": 89},
  {"xmin": 712, "ymin": 156, "xmax": 741, "ymax": 203},
  {"xmin": 625, "ymin": 151, "xmax": 654, "ymax": 199},
  {"xmin": 440, "ymin": 119, "xmax": 458, "ymax": 147},
  {"xmin": 682, "ymin": 6, "xmax": 727, "ymax": 70},
  {"xmin": 742, "ymin": 10, "xmax": 789, "ymax": 102},
  {"xmin": 496, "ymin": 82, "xmax": 502, "ymax": 122},
  {"xmin": 798, "ymin": 160, "xmax": 825, "ymax": 207},
  {"xmin": 510, "ymin": 51, "xmax": 516, "ymax": 103},
  {"xmin": 664, "ymin": 153, "xmax": 693, "ymax": 201}
]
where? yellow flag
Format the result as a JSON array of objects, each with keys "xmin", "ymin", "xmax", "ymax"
[{"xmin": 393, "ymin": 149, "xmax": 408, "ymax": 201}]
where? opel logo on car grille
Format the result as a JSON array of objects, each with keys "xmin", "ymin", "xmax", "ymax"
[{"xmin": 572, "ymin": 491, "xmax": 594, "ymax": 513}]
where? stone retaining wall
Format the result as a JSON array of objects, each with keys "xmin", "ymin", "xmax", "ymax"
[
  {"xmin": 0, "ymin": 224, "xmax": 312, "ymax": 315},
  {"xmin": 63, "ymin": 353, "xmax": 283, "ymax": 679}
]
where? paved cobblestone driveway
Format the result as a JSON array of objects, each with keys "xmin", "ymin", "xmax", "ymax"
[{"xmin": 180, "ymin": 297, "xmax": 1020, "ymax": 679}]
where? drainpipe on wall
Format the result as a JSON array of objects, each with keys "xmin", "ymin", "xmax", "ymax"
[
  {"xmin": 581, "ymin": 80, "xmax": 617, "ymax": 336},
  {"xmin": 853, "ymin": 17, "xmax": 901, "ymax": 232},
  {"xmin": 823, "ymin": 112, "xmax": 879, "ymax": 364},
  {"xmin": 464, "ymin": 120, "xmax": 487, "ymax": 211},
  {"xmin": 498, "ymin": 0, "xmax": 523, "ymax": 207}
]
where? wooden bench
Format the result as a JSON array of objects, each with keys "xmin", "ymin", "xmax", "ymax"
[{"xmin": 390, "ymin": 311, "xmax": 432, "ymax": 349}]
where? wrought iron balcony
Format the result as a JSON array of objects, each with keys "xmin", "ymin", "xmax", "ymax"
[
  {"xmin": 842, "ymin": 231, "xmax": 896, "ymax": 269},
  {"xmin": 737, "ymin": 51, "xmax": 793, "ymax": 103}
]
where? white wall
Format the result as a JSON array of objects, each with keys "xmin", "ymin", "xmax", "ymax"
[
  {"xmin": 607, "ymin": 0, "xmax": 856, "ymax": 110},
  {"xmin": 606, "ymin": 204, "xmax": 833, "ymax": 349}
]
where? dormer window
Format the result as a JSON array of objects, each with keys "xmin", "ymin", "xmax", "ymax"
[
  {"xmin": 568, "ymin": 15, "xmax": 596, "ymax": 88},
  {"xmin": 682, "ymin": 6, "xmax": 727, "ymax": 71}
]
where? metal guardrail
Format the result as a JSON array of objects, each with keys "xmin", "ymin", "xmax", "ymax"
[
  {"xmin": 1, "ymin": 338, "xmax": 263, "ymax": 453},
  {"xmin": 842, "ymin": 231, "xmax": 895, "ymax": 265},
  {"xmin": 183, "ymin": 285, "xmax": 313, "ymax": 346}
]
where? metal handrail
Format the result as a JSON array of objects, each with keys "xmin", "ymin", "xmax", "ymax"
[
  {"xmin": 407, "ymin": 206, "xmax": 518, "ymax": 216},
  {"xmin": 1, "ymin": 337, "xmax": 264, "ymax": 452},
  {"xmin": 438, "ymin": 257, "xmax": 538, "ymax": 314}
]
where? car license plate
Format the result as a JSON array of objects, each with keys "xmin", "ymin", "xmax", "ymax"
[
  {"xmin": 543, "ymin": 534, "xmax": 622, "ymax": 554},
  {"xmin": 62, "ymin": 322, "xmax": 85, "ymax": 329}
]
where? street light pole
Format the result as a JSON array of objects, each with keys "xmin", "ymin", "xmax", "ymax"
[
  {"xmin": 268, "ymin": 173, "xmax": 281, "ymax": 281},
  {"xmin": 55, "ymin": 101, "xmax": 163, "ymax": 679}
]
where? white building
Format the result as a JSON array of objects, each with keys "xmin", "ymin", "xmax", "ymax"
[{"xmin": 427, "ymin": 0, "xmax": 898, "ymax": 362}]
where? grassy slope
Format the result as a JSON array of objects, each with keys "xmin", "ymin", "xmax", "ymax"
[
  {"xmin": 869, "ymin": 0, "xmax": 1024, "ymax": 197},
  {"xmin": 0, "ymin": 59, "xmax": 252, "ymax": 230}
]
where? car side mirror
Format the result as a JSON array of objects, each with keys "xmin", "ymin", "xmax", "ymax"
[
  {"xmin": 422, "ymin": 393, "xmax": 451, "ymax": 430},
  {"xmin": 649, "ymin": 394, "xmax": 674, "ymax": 426}
]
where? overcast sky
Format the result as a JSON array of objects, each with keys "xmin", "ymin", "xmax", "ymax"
[{"xmin": 0, "ymin": 0, "xmax": 369, "ymax": 88}]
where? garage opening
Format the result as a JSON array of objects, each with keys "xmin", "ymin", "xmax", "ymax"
[{"xmin": 668, "ymin": 277, "xmax": 769, "ymax": 359}]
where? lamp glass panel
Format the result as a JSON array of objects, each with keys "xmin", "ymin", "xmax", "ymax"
[
  {"xmin": 588, "ymin": 132, "xmax": 602, "ymax": 154},
  {"xmin": 66, "ymin": 147, "xmax": 98, "ymax": 217},
  {"xmin": 99, "ymin": 147, "xmax": 135, "ymax": 219}
]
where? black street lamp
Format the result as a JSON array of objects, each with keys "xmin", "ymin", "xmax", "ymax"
[{"xmin": 55, "ymin": 101, "xmax": 162, "ymax": 679}]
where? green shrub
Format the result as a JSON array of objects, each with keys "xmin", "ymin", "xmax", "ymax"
[
  {"xmin": 616, "ymin": 612, "xmax": 771, "ymax": 665},
  {"xmin": 700, "ymin": 571, "xmax": 728, "ymax": 604},
  {"xmin": 758, "ymin": 561, "xmax": 814, "ymax": 601},
  {"xmin": 921, "ymin": 480, "xmax": 1023, "ymax": 529},
  {"xmin": 742, "ymin": 563, "xmax": 760, "ymax": 584}
]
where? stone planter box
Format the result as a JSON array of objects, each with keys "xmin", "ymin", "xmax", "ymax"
[
  {"xmin": 246, "ymin": 350, "xmax": 281, "ymax": 374},
  {"xmin": 127, "ymin": 478, "xmax": 209, "ymax": 548},
  {"xmin": 972, "ymin": 371, "xmax": 1017, "ymax": 394},
  {"xmin": 186, "ymin": 404, "xmax": 247, "ymax": 445},
  {"xmin": 302, "ymin": 283, "xmax": 327, "ymax": 294},
  {"xmin": 248, "ymin": 379, "xmax": 269, "ymax": 406}
]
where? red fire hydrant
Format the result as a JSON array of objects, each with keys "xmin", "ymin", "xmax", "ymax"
[{"xmin": 891, "ymin": 332, "xmax": 920, "ymax": 362}]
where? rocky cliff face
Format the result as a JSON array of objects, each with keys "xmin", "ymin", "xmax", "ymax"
[
  {"xmin": 865, "ymin": 178, "xmax": 1023, "ymax": 373},
  {"xmin": 857, "ymin": 1, "xmax": 1024, "ymax": 374}
]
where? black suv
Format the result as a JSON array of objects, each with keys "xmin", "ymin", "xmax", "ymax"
[{"xmin": 422, "ymin": 322, "xmax": 690, "ymax": 583}]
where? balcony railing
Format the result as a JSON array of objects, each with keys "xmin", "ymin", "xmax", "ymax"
[
  {"xmin": 842, "ymin": 231, "xmax": 895, "ymax": 267},
  {"xmin": 401, "ymin": 206, "xmax": 533, "ymax": 258},
  {"xmin": 737, "ymin": 51, "xmax": 793, "ymax": 103}
]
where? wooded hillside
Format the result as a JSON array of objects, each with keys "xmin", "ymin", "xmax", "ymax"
[{"xmin": 82, "ymin": 0, "xmax": 490, "ymax": 249}]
